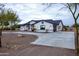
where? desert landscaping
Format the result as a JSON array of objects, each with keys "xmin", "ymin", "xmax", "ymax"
[{"xmin": 0, "ymin": 31, "xmax": 76, "ymax": 56}]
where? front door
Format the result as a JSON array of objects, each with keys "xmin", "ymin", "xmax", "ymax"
[{"xmin": 40, "ymin": 25, "xmax": 45, "ymax": 30}]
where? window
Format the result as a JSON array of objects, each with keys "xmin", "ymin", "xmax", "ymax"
[
  {"xmin": 41, "ymin": 21, "xmax": 44, "ymax": 24},
  {"xmin": 40, "ymin": 25, "xmax": 45, "ymax": 30}
]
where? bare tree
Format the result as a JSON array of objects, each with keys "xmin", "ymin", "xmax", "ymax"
[
  {"xmin": 42, "ymin": 3, "xmax": 79, "ymax": 55},
  {"xmin": 66, "ymin": 3, "xmax": 79, "ymax": 55}
]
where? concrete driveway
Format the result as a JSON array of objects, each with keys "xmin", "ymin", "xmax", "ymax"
[
  {"xmin": 3, "ymin": 31, "xmax": 75, "ymax": 49},
  {"xmin": 31, "ymin": 32, "xmax": 75, "ymax": 49}
]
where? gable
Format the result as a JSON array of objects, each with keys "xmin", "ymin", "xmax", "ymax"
[
  {"xmin": 34, "ymin": 20, "xmax": 53, "ymax": 25},
  {"xmin": 34, "ymin": 21, "xmax": 53, "ymax": 30},
  {"xmin": 58, "ymin": 22, "xmax": 63, "ymax": 26},
  {"xmin": 30, "ymin": 21, "xmax": 36, "ymax": 24}
]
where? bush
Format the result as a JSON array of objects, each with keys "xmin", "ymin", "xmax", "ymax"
[
  {"xmin": 3, "ymin": 27, "xmax": 10, "ymax": 30},
  {"xmin": 11, "ymin": 26, "xmax": 16, "ymax": 30},
  {"xmin": 32, "ymin": 28, "xmax": 36, "ymax": 32},
  {"xmin": 11, "ymin": 25, "xmax": 20, "ymax": 30}
]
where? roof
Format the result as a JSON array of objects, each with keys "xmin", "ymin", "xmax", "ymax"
[
  {"xmin": 20, "ymin": 19, "xmax": 63, "ymax": 26},
  {"xmin": 31, "ymin": 19, "xmax": 63, "ymax": 25}
]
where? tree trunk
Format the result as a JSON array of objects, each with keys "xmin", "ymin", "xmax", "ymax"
[
  {"xmin": 0, "ymin": 27, "xmax": 2, "ymax": 47},
  {"xmin": 10, "ymin": 21, "xmax": 13, "ymax": 30},
  {"xmin": 74, "ymin": 19, "xmax": 79, "ymax": 55},
  {"xmin": 67, "ymin": 3, "xmax": 79, "ymax": 55},
  {"xmin": 0, "ymin": 21, "xmax": 3, "ymax": 47}
]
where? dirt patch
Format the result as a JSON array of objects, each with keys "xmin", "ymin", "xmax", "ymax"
[{"xmin": 0, "ymin": 33, "xmax": 38, "ymax": 55}]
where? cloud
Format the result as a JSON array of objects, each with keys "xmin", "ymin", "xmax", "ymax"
[{"xmin": 4, "ymin": 3, "xmax": 78, "ymax": 26}]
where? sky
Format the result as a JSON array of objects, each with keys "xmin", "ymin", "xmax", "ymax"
[{"xmin": 3, "ymin": 3, "xmax": 79, "ymax": 26}]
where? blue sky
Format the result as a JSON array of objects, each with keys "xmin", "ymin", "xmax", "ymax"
[{"xmin": 4, "ymin": 3, "xmax": 79, "ymax": 26}]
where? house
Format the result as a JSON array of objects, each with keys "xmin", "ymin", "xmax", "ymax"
[
  {"xmin": 20, "ymin": 19, "xmax": 63, "ymax": 32},
  {"xmin": 19, "ymin": 23, "xmax": 29, "ymax": 31}
]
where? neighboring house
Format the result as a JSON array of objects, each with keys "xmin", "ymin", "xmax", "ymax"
[
  {"xmin": 20, "ymin": 19, "xmax": 63, "ymax": 32},
  {"xmin": 19, "ymin": 23, "xmax": 29, "ymax": 31}
]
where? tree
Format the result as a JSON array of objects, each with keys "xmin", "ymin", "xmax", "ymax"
[
  {"xmin": 42, "ymin": 3, "xmax": 79, "ymax": 55},
  {"xmin": 3, "ymin": 21, "xmax": 9, "ymax": 26},
  {"xmin": 72, "ymin": 23, "xmax": 79, "ymax": 27},
  {"xmin": 0, "ymin": 6, "xmax": 19, "ymax": 47},
  {"xmin": 0, "ymin": 4, "xmax": 5, "ymax": 47},
  {"xmin": 5, "ymin": 9, "xmax": 20, "ymax": 30},
  {"xmin": 65, "ymin": 4, "xmax": 79, "ymax": 55}
]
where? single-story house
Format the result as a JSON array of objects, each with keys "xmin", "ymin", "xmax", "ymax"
[{"xmin": 20, "ymin": 19, "xmax": 63, "ymax": 32}]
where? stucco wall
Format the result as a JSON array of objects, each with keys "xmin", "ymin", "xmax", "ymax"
[
  {"xmin": 56, "ymin": 22, "xmax": 63, "ymax": 31},
  {"xmin": 34, "ymin": 21, "xmax": 53, "ymax": 32},
  {"xmin": 20, "ymin": 25, "xmax": 28, "ymax": 31}
]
